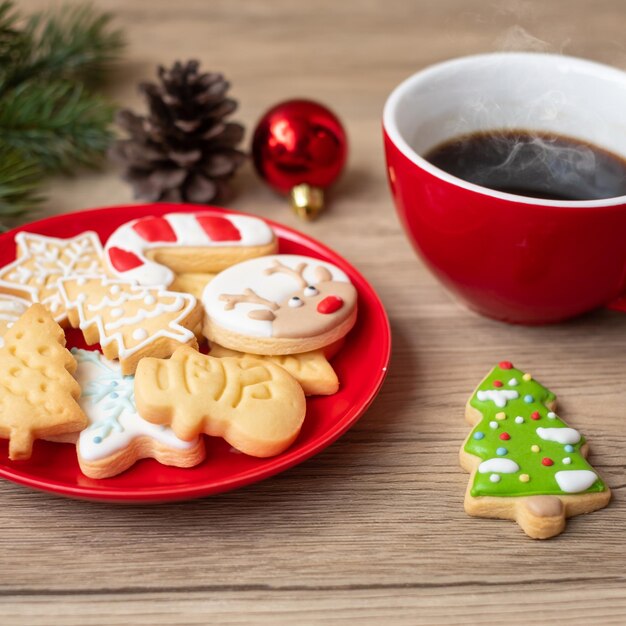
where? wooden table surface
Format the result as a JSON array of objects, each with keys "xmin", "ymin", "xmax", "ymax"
[{"xmin": 7, "ymin": 1, "xmax": 626, "ymax": 624}]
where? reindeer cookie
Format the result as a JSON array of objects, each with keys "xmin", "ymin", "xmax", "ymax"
[
  {"xmin": 104, "ymin": 212, "xmax": 277, "ymax": 287},
  {"xmin": 135, "ymin": 346, "xmax": 306, "ymax": 457},
  {"xmin": 202, "ymin": 255, "xmax": 358, "ymax": 355}
]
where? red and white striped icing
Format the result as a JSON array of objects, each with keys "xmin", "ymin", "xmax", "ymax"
[{"xmin": 104, "ymin": 212, "xmax": 275, "ymax": 286}]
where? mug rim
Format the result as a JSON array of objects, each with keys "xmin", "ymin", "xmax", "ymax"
[{"xmin": 383, "ymin": 51, "xmax": 626, "ymax": 209}]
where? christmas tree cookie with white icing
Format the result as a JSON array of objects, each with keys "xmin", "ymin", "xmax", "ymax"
[
  {"xmin": 460, "ymin": 361, "xmax": 611, "ymax": 539},
  {"xmin": 104, "ymin": 212, "xmax": 277, "ymax": 287},
  {"xmin": 0, "ymin": 231, "xmax": 104, "ymax": 323},
  {"xmin": 202, "ymin": 254, "xmax": 358, "ymax": 355},
  {"xmin": 68, "ymin": 349, "xmax": 205, "ymax": 479},
  {"xmin": 58, "ymin": 275, "xmax": 202, "ymax": 375}
]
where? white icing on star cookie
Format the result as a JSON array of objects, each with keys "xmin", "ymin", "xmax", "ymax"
[
  {"xmin": 0, "ymin": 231, "xmax": 104, "ymax": 322},
  {"xmin": 104, "ymin": 212, "xmax": 276, "ymax": 286},
  {"xmin": 73, "ymin": 349, "xmax": 197, "ymax": 462}
]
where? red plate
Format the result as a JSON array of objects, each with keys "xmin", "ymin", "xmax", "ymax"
[{"xmin": 0, "ymin": 204, "xmax": 390, "ymax": 502}]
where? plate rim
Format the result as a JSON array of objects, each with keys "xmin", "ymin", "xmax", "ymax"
[{"xmin": 0, "ymin": 203, "xmax": 391, "ymax": 502}]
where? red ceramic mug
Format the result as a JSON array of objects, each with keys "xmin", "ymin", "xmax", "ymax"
[{"xmin": 383, "ymin": 52, "xmax": 626, "ymax": 324}]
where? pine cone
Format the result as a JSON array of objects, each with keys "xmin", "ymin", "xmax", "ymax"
[{"xmin": 109, "ymin": 60, "xmax": 246, "ymax": 204}]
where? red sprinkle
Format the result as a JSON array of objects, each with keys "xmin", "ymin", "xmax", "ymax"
[
  {"xmin": 499, "ymin": 433, "xmax": 511, "ymax": 440},
  {"xmin": 531, "ymin": 411, "xmax": 541, "ymax": 420},
  {"xmin": 499, "ymin": 361, "xmax": 513, "ymax": 370},
  {"xmin": 493, "ymin": 380, "xmax": 503, "ymax": 388},
  {"xmin": 542, "ymin": 457, "xmax": 554, "ymax": 466},
  {"xmin": 317, "ymin": 295, "xmax": 344, "ymax": 314}
]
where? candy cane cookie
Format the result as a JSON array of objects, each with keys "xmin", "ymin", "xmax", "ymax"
[{"xmin": 104, "ymin": 212, "xmax": 277, "ymax": 287}]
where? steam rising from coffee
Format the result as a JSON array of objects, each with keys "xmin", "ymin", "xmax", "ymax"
[
  {"xmin": 425, "ymin": 130, "xmax": 626, "ymax": 201},
  {"xmin": 419, "ymin": 28, "xmax": 626, "ymax": 201}
]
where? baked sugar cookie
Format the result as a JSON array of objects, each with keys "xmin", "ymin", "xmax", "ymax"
[
  {"xmin": 0, "ymin": 304, "xmax": 87, "ymax": 460},
  {"xmin": 135, "ymin": 346, "xmax": 306, "ymax": 457},
  {"xmin": 104, "ymin": 212, "xmax": 277, "ymax": 287},
  {"xmin": 0, "ymin": 231, "xmax": 104, "ymax": 322},
  {"xmin": 460, "ymin": 361, "xmax": 610, "ymax": 539},
  {"xmin": 70, "ymin": 349, "xmax": 205, "ymax": 478},
  {"xmin": 58, "ymin": 275, "xmax": 201, "ymax": 375},
  {"xmin": 209, "ymin": 342, "xmax": 339, "ymax": 396},
  {"xmin": 202, "ymin": 254, "xmax": 358, "ymax": 355}
]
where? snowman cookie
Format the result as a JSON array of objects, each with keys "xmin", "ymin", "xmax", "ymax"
[
  {"xmin": 202, "ymin": 254, "xmax": 358, "ymax": 355},
  {"xmin": 104, "ymin": 212, "xmax": 277, "ymax": 287}
]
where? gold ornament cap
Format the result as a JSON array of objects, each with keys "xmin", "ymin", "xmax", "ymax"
[{"xmin": 290, "ymin": 184, "xmax": 324, "ymax": 221}]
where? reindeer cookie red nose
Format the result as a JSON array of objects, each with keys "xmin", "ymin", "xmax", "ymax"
[{"xmin": 317, "ymin": 295, "xmax": 343, "ymax": 314}]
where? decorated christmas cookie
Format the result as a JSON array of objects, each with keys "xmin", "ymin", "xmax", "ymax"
[
  {"xmin": 202, "ymin": 254, "xmax": 358, "ymax": 355},
  {"xmin": 104, "ymin": 212, "xmax": 277, "ymax": 287},
  {"xmin": 135, "ymin": 346, "xmax": 306, "ymax": 457},
  {"xmin": 0, "ymin": 294, "xmax": 30, "ymax": 347},
  {"xmin": 0, "ymin": 231, "xmax": 104, "ymax": 323},
  {"xmin": 57, "ymin": 275, "xmax": 202, "ymax": 375},
  {"xmin": 460, "ymin": 362, "xmax": 611, "ymax": 539},
  {"xmin": 69, "ymin": 349, "xmax": 205, "ymax": 478},
  {"xmin": 0, "ymin": 304, "xmax": 87, "ymax": 460}
]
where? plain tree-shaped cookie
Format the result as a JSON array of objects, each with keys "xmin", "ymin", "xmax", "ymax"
[
  {"xmin": 0, "ymin": 304, "xmax": 87, "ymax": 460},
  {"xmin": 460, "ymin": 361, "xmax": 611, "ymax": 538},
  {"xmin": 135, "ymin": 346, "xmax": 306, "ymax": 457}
]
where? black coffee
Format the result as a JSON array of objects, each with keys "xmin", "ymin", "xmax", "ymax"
[{"xmin": 424, "ymin": 130, "xmax": 626, "ymax": 201}]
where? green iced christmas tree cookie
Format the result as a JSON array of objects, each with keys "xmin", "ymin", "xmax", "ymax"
[{"xmin": 460, "ymin": 361, "xmax": 611, "ymax": 538}]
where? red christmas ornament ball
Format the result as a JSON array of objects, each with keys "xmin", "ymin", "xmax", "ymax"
[{"xmin": 252, "ymin": 99, "xmax": 347, "ymax": 219}]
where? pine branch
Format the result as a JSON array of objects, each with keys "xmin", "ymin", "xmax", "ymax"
[
  {"xmin": 0, "ymin": 79, "xmax": 115, "ymax": 172},
  {"xmin": 0, "ymin": 146, "xmax": 42, "ymax": 231},
  {"xmin": 2, "ymin": 2, "xmax": 125, "ymax": 90},
  {"xmin": 0, "ymin": 1, "xmax": 27, "ymax": 65}
]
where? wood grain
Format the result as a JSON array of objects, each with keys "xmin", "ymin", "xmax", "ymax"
[{"xmin": 7, "ymin": 0, "xmax": 626, "ymax": 623}]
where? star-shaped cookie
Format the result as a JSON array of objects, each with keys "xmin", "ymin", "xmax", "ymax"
[{"xmin": 0, "ymin": 231, "xmax": 105, "ymax": 323}]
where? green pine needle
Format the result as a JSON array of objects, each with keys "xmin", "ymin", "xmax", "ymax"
[
  {"xmin": 0, "ymin": 146, "xmax": 43, "ymax": 231},
  {"xmin": 3, "ymin": 2, "xmax": 125, "ymax": 90},
  {"xmin": 0, "ymin": 1, "xmax": 125, "ymax": 224},
  {"xmin": 0, "ymin": 79, "xmax": 116, "ymax": 172}
]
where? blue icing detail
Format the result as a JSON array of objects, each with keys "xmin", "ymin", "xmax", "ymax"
[
  {"xmin": 74, "ymin": 349, "xmax": 134, "ymax": 444},
  {"xmin": 524, "ymin": 394, "xmax": 534, "ymax": 403},
  {"xmin": 473, "ymin": 431, "xmax": 485, "ymax": 440},
  {"xmin": 564, "ymin": 444, "xmax": 574, "ymax": 453},
  {"xmin": 496, "ymin": 447, "xmax": 508, "ymax": 455}
]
